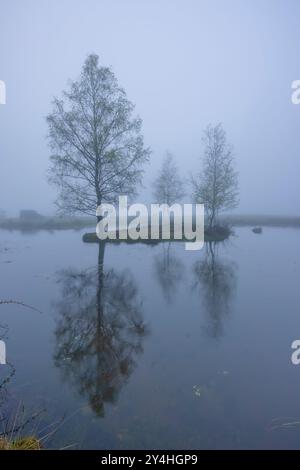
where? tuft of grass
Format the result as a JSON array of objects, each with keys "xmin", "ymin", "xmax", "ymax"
[{"xmin": 0, "ymin": 436, "xmax": 41, "ymax": 450}]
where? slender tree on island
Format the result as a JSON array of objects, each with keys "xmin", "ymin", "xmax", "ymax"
[
  {"xmin": 192, "ymin": 123, "xmax": 239, "ymax": 229},
  {"xmin": 47, "ymin": 54, "xmax": 150, "ymax": 220}
]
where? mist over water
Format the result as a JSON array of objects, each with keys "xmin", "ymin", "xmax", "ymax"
[{"xmin": 1, "ymin": 0, "xmax": 300, "ymax": 453}]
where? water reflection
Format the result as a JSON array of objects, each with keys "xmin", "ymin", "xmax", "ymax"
[
  {"xmin": 54, "ymin": 242, "xmax": 148, "ymax": 417},
  {"xmin": 193, "ymin": 242, "xmax": 237, "ymax": 338},
  {"xmin": 154, "ymin": 243, "xmax": 184, "ymax": 303}
]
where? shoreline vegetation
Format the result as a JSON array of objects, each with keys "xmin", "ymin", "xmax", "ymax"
[
  {"xmin": 0, "ymin": 216, "xmax": 95, "ymax": 232},
  {"xmin": 0, "ymin": 214, "xmax": 299, "ymax": 234}
]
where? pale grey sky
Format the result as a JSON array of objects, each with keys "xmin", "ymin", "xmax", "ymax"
[{"xmin": 1, "ymin": 0, "xmax": 300, "ymax": 215}]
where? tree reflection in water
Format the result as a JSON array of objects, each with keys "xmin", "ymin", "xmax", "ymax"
[
  {"xmin": 154, "ymin": 243, "xmax": 184, "ymax": 303},
  {"xmin": 54, "ymin": 242, "xmax": 148, "ymax": 417},
  {"xmin": 193, "ymin": 242, "xmax": 237, "ymax": 338}
]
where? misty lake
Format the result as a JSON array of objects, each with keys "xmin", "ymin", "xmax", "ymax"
[{"xmin": 0, "ymin": 227, "xmax": 300, "ymax": 449}]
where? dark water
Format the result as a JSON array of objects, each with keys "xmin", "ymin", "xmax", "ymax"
[{"xmin": 0, "ymin": 227, "xmax": 300, "ymax": 449}]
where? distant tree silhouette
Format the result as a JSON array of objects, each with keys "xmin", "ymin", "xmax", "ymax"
[{"xmin": 153, "ymin": 152, "xmax": 185, "ymax": 205}]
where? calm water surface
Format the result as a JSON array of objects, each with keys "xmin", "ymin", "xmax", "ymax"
[{"xmin": 0, "ymin": 227, "xmax": 300, "ymax": 449}]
